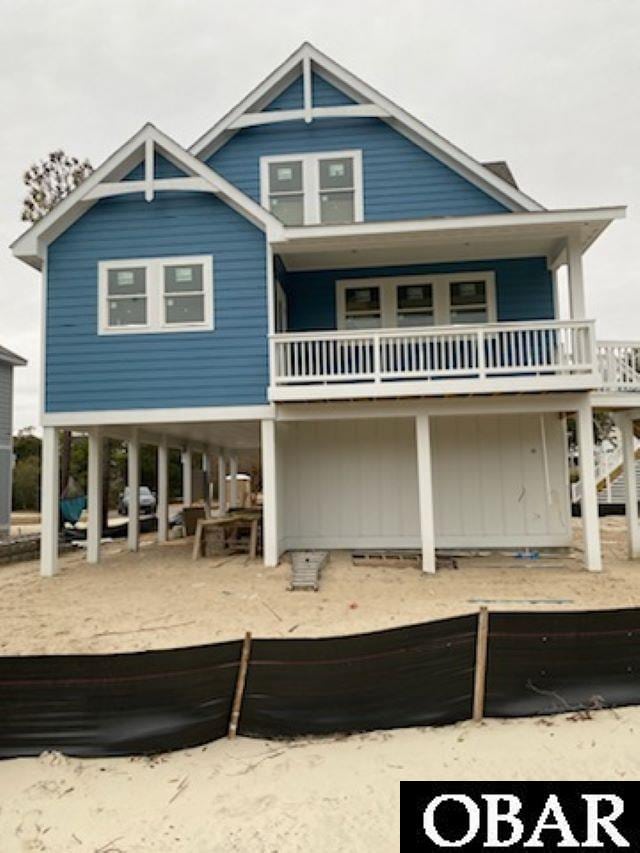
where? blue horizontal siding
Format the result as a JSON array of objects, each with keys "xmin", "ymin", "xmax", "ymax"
[
  {"xmin": 264, "ymin": 72, "xmax": 355, "ymax": 111},
  {"xmin": 281, "ymin": 257, "xmax": 554, "ymax": 331},
  {"xmin": 46, "ymin": 192, "xmax": 268, "ymax": 412},
  {"xmin": 123, "ymin": 153, "xmax": 187, "ymax": 181},
  {"xmin": 208, "ymin": 74, "xmax": 507, "ymax": 219}
]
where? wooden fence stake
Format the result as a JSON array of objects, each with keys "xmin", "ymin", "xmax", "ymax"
[
  {"xmin": 473, "ymin": 606, "xmax": 489, "ymax": 722},
  {"xmin": 228, "ymin": 631, "xmax": 252, "ymax": 738}
]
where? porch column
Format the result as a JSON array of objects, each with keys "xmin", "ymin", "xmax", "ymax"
[
  {"xmin": 87, "ymin": 428, "xmax": 103, "ymax": 565},
  {"xmin": 415, "ymin": 414, "xmax": 436, "ymax": 574},
  {"xmin": 229, "ymin": 453, "xmax": 239, "ymax": 508},
  {"xmin": 217, "ymin": 452, "xmax": 228, "ymax": 516},
  {"xmin": 576, "ymin": 398, "xmax": 602, "ymax": 571},
  {"xmin": 618, "ymin": 414, "xmax": 640, "ymax": 559},
  {"xmin": 157, "ymin": 437, "xmax": 169, "ymax": 543},
  {"xmin": 181, "ymin": 447, "xmax": 193, "ymax": 507},
  {"xmin": 40, "ymin": 426, "xmax": 60, "ymax": 577},
  {"xmin": 567, "ymin": 234, "xmax": 586, "ymax": 320},
  {"xmin": 201, "ymin": 453, "xmax": 210, "ymax": 517},
  {"xmin": 127, "ymin": 431, "xmax": 140, "ymax": 552},
  {"xmin": 261, "ymin": 419, "xmax": 278, "ymax": 567}
]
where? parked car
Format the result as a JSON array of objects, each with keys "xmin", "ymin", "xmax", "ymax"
[{"xmin": 118, "ymin": 486, "xmax": 157, "ymax": 516}]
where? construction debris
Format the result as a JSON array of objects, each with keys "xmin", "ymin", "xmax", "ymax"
[
  {"xmin": 289, "ymin": 551, "xmax": 328, "ymax": 591},
  {"xmin": 352, "ymin": 551, "xmax": 458, "ymax": 570}
]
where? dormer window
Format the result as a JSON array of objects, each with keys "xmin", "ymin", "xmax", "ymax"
[{"xmin": 261, "ymin": 150, "xmax": 363, "ymax": 226}]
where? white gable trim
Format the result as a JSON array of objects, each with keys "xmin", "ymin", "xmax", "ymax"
[
  {"xmin": 190, "ymin": 42, "xmax": 544, "ymax": 214},
  {"xmin": 12, "ymin": 124, "xmax": 283, "ymax": 270}
]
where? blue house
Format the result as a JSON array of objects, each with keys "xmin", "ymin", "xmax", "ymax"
[{"xmin": 11, "ymin": 43, "xmax": 640, "ymax": 576}]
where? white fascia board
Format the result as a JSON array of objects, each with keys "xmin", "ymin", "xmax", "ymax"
[
  {"xmin": 190, "ymin": 42, "xmax": 545, "ymax": 213},
  {"xmin": 189, "ymin": 44, "xmax": 307, "ymax": 158},
  {"xmin": 229, "ymin": 103, "xmax": 390, "ymax": 129},
  {"xmin": 271, "ymin": 206, "xmax": 627, "ymax": 247},
  {"xmin": 11, "ymin": 124, "xmax": 282, "ymax": 270},
  {"xmin": 11, "ymin": 125, "xmax": 155, "ymax": 269},
  {"xmin": 42, "ymin": 404, "xmax": 276, "ymax": 428},
  {"xmin": 0, "ymin": 350, "xmax": 27, "ymax": 368},
  {"xmin": 275, "ymin": 393, "xmax": 588, "ymax": 421}
]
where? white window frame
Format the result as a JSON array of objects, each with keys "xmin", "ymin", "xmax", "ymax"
[
  {"xmin": 260, "ymin": 150, "xmax": 364, "ymax": 226},
  {"xmin": 98, "ymin": 255, "xmax": 214, "ymax": 335},
  {"xmin": 336, "ymin": 272, "xmax": 497, "ymax": 330}
]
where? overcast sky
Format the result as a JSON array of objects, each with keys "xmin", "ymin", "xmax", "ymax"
[{"xmin": 1, "ymin": 0, "xmax": 638, "ymax": 430}]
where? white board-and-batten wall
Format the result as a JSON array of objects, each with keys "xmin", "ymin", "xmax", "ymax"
[{"xmin": 277, "ymin": 414, "xmax": 570, "ymax": 552}]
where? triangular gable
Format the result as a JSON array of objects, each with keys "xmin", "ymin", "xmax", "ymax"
[
  {"xmin": 264, "ymin": 72, "xmax": 356, "ymax": 112},
  {"xmin": 12, "ymin": 124, "xmax": 283, "ymax": 269},
  {"xmin": 123, "ymin": 152, "xmax": 189, "ymax": 181},
  {"xmin": 190, "ymin": 42, "xmax": 543, "ymax": 213}
]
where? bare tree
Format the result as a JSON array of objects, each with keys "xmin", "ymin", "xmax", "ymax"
[{"xmin": 21, "ymin": 150, "xmax": 93, "ymax": 224}]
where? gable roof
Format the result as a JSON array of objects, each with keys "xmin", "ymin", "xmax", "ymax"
[
  {"xmin": 12, "ymin": 124, "xmax": 283, "ymax": 270},
  {"xmin": 190, "ymin": 42, "xmax": 544, "ymax": 214},
  {"xmin": 0, "ymin": 345, "xmax": 27, "ymax": 367}
]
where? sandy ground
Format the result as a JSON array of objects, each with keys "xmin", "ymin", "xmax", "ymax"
[
  {"xmin": 0, "ymin": 517, "xmax": 638, "ymax": 851},
  {"xmin": 0, "ymin": 708, "xmax": 638, "ymax": 852},
  {"xmin": 0, "ymin": 516, "xmax": 636, "ymax": 655}
]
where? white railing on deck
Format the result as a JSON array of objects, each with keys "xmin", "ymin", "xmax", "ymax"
[
  {"xmin": 597, "ymin": 341, "xmax": 640, "ymax": 392},
  {"xmin": 271, "ymin": 319, "xmax": 597, "ymax": 388}
]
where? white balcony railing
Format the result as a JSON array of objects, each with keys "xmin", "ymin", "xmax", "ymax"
[
  {"xmin": 270, "ymin": 319, "xmax": 600, "ymax": 400},
  {"xmin": 597, "ymin": 341, "xmax": 640, "ymax": 392}
]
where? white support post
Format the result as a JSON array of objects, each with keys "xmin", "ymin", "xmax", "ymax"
[
  {"xmin": 182, "ymin": 447, "xmax": 193, "ymax": 507},
  {"xmin": 618, "ymin": 414, "xmax": 640, "ymax": 559},
  {"xmin": 127, "ymin": 431, "xmax": 140, "ymax": 552},
  {"xmin": 217, "ymin": 452, "xmax": 227, "ymax": 516},
  {"xmin": 567, "ymin": 234, "xmax": 586, "ymax": 321},
  {"xmin": 144, "ymin": 137, "xmax": 154, "ymax": 202},
  {"xmin": 40, "ymin": 427, "xmax": 60, "ymax": 577},
  {"xmin": 201, "ymin": 452, "xmax": 210, "ymax": 517},
  {"xmin": 261, "ymin": 419, "xmax": 278, "ymax": 567},
  {"xmin": 415, "ymin": 414, "xmax": 436, "ymax": 574},
  {"xmin": 157, "ymin": 438, "xmax": 169, "ymax": 543},
  {"xmin": 87, "ymin": 428, "xmax": 103, "ymax": 565},
  {"xmin": 576, "ymin": 398, "xmax": 602, "ymax": 571},
  {"xmin": 229, "ymin": 453, "xmax": 239, "ymax": 508}
]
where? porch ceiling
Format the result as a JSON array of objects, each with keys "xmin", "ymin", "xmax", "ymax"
[
  {"xmin": 98, "ymin": 419, "xmax": 261, "ymax": 453},
  {"xmin": 272, "ymin": 206, "xmax": 625, "ymax": 271}
]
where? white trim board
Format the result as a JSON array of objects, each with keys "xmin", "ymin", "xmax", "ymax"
[
  {"xmin": 41, "ymin": 404, "xmax": 276, "ymax": 428},
  {"xmin": 190, "ymin": 43, "xmax": 545, "ymax": 213},
  {"xmin": 279, "ymin": 534, "xmax": 570, "ymax": 550},
  {"xmin": 272, "ymin": 206, "xmax": 626, "ymax": 248},
  {"xmin": 270, "ymin": 374, "xmax": 599, "ymax": 403},
  {"xmin": 12, "ymin": 124, "xmax": 284, "ymax": 271},
  {"xmin": 275, "ymin": 393, "xmax": 590, "ymax": 420}
]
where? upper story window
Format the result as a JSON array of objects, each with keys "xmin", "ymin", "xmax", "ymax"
[
  {"xmin": 337, "ymin": 273, "xmax": 496, "ymax": 330},
  {"xmin": 261, "ymin": 150, "xmax": 363, "ymax": 226},
  {"xmin": 98, "ymin": 255, "xmax": 213, "ymax": 335},
  {"xmin": 449, "ymin": 280, "xmax": 489, "ymax": 324}
]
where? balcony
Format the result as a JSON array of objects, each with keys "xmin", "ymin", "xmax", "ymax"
[
  {"xmin": 269, "ymin": 320, "xmax": 640, "ymax": 403},
  {"xmin": 597, "ymin": 341, "xmax": 640, "ymax": 393}
]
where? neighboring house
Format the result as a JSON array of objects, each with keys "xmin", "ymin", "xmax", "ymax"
[
  {"xmin": 10, "ymin": 43, "xmax": 640, "ymax": 576},
  {"xmin": 0, "ymin": 345, "xmax": 27, "ymax": 538}
]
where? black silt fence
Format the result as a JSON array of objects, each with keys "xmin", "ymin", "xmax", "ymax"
[
  {"xmin": 240, "ymin": 615, "xmax": 477, "ymax": 737},
  {"xmin": 0, "ymin": 641, "xmax": 242, "ymax": 758},
  {"xmin": 0, "ymin": 608, "xmax": 639, "ymax": 758},
  {"xmin": 484, "ymin": 608, "xmax": 640, "ymax": 718}
]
